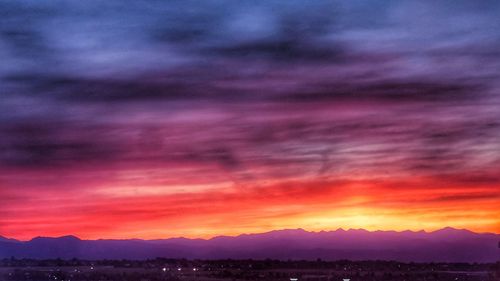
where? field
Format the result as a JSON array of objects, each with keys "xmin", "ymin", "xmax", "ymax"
[{"xmin": 1, "ymin": 259, "xmax": 498, "ymax": 281}]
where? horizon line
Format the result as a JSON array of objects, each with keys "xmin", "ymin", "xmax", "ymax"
[{"xmin": 3, "ymin": 226, "xmax": 498, "ymax": 242}]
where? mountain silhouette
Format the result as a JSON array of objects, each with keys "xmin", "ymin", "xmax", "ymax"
[{"xmin": 1, "ymin": 228, "xmax": 498, "ymax": 262}]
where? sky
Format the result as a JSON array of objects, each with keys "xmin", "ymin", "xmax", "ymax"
[{"xmin": 0, "ymin": 0, "xmax": 499, "ymax": 240}]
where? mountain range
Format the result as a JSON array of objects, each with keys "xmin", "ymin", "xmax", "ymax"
[{"xmin": 1, "ymin": 228, "xmax": 498, "ymax": 262}]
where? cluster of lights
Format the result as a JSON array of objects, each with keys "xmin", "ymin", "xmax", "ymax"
[{"xmin": 163, "ymin": 267, "xmax": 198, "ymax": 272}]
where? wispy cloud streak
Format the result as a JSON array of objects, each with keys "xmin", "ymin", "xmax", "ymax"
[{"xmin": 1, "ymin": 0, "xmax": 499, "ymax": 239}]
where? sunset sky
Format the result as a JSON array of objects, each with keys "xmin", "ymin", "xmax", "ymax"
[{"xmin": 1, "ymin": 1, "xmax": 499, "ymax": 240}]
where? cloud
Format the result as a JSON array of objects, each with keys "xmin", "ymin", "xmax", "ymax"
[{"xmin": 1, "ymin": 0, "xmax": 500, "ymax": 238}]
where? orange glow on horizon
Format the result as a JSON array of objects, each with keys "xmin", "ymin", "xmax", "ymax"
[{"xmin": 2, "ymin": 175, "xmax": 499, "ymax": 241}]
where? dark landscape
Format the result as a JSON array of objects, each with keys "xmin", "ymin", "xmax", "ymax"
[{"xmin": 1, "ymin": 258, "xmax": 499, "ymax": 281}]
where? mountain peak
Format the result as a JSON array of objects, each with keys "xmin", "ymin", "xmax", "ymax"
[
  {"xmin": 59, "ymin": 235, "xmax": 82, "ymax": 241},
  {"xmin": 30, "ymin": 235, "xmax": 81, "ymax": 242},
  {"xmin": 0, "ymin": 235, "xmax": 20, "ymax": 243},
  {"xmin": 432, "ymin": 227, "xmax": 471, "ymax": 234},
  {"xmin": 346, "ymin": 228, "xmax": 369, "ymax": 233},
  {"xmin": 271, "ymin": 228, "xmax": 307, "ymax": 234}
]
